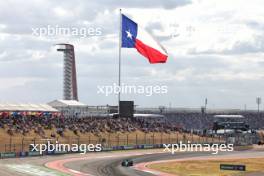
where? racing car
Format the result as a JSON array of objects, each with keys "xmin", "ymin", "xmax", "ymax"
[{"xmin": 121, "ymin": 159, "xmax": 133, "ymax": 167}]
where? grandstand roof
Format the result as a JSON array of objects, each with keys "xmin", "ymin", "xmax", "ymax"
[
  {"xmin": 0, "ymin": 103, "xmax": 58, "ymax": 112},
  {"xmin": 48, "ymin": 100, "xmax": 87, "ymax": 107},
  {"xmin": 213, "ymin": 115, "xmax": 245, "ymax": 118},
  {"xmin": 134, "ymin": 114, "xmax": 165, "ymax": 118},
  {"xmin": 136, "ymin": 107, "xmax": 242, "ymax": 113}
]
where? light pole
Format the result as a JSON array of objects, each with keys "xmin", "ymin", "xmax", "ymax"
[
  {"xmin": 204, "ymin": 98, "xmax": 208, "ymax": 113},
  {"xmin": 256, "ymin": 97, "xmax": 261, "ymax": 113}
]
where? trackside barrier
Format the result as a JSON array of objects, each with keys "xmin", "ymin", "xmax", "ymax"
[
  {"xmin": 19, "ymin": 151, "xmax": 27, "ymax": 157},
  {"xmin": 112, "ymin": 146, "xmax": 123, "ymax": 150},
  {"xmin": 144, "ymin": 144, "xmax": 154, "ymax": 149},
  {"xmin": 0, "ymin": 152, "xmax": 16, "ymax": 159},
  {"xmin": 47, "ymin": 150, "xmax": 55, "ymax": 155},
  {"xmin": 122, "ymin": 146, "xmax": 134, "ymax": 150},
  {"xmin": 54, "ymin": 150, "xmax": 68, "ymax": 155},
  {"xmin": 106, "ymin": 144, "xmax": 161, "ymax": 151},
  {"xmin": 153, "ymin": 144, "xmax": 163, "ymax": 148},
  {"xmin": 102, "ymin": 147, "xmax": 113, "ymax": 151},
  {"xmin": 137, "ymin": 145, "xmax": 145, "ymax": 149},
  {"xmin": 28, "ymin": 151, "xmax": 41, "ymax": 156},
  {"xmin": 1, "ymin": 143, "xmax": 165, "ymax": 159}
]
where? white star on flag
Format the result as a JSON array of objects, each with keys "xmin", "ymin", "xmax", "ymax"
[{"xmin": 126, "ymin": 30, "xmax": 132, "ymax": 39}]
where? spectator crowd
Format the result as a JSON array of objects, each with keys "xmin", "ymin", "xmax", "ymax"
[
  {"xmin": 166, "ymin": 112, "xmax": 264, "ymax": 130},
  {"xmin": 0, "ymin": 111, "xmax": 263, "ymax": 137},
  {"xmin": 0, "ymin": 115, "xmax": 178, "ymax": 137}
]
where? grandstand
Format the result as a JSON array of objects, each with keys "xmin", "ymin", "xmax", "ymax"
[
  {"xmin": 213, "ymin": 115, "xmax": 249, "ymax": 132},
  {"xmin": 0, "ymin": 104, "xmax": 224, "ymax": 153},
  {"xmin": 0, "ymin": 114, "xmax": 218, "ymax": 153},
  {"xmin": 0, "ymin": 102, "xmax": 263, "ymax": 153}
]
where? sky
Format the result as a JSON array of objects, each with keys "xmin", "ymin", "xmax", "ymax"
[{"xmin": 0, "ymin": 0, "xmax": 263, "ymax": 110}]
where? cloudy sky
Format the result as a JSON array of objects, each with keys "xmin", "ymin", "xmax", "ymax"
[{"xmin": 0, "ymin": 0, "xmax": 263, "ymax": 109}]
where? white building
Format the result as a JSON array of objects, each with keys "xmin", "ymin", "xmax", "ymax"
[
  {"xmin": 0, "ymin": 103, "xmax": 58, "ymax": 112},
  {"xmin": 48, "ymin": 100, "xmax": 109, "ymax": 118}
]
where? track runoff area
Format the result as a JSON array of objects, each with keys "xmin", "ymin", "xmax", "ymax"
[{"xmin": 0, "ymin": 146, "xmax": 263, "ymax": 176}]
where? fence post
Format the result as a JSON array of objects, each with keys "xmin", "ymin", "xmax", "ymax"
[
  {"xmin": 32, "ymin": 138, "xmax": 36, "ymax": 152},
  {"xmin": 89, "ymin": 134, "xmax": 91, "ymax": 144},
  {"xmin": 136, "ymin": 134, "xmax": 138, "ymax": 145},
  {"xmin": 126, "ymin": 134, "xmax": 129, "ymax": 146},
  {"xmin": 21, "ymin": 137, "xmax": 24, "ymax": 152},
  {"xmin": 108, "ymin": 133, "xmax": 110, "ymax": 147},
  {"xmin": 9, "ymin": 136, "xmax": 12, "ymax": 152},
  {"xmin": 152, "ymin": 133, "xmax": 155, "ymax": 145},
  {"xmin": 144, "ymin": 133, "xmax": 147, "ymax": 144},
  {"xmin": 67, "ymin": 136, "xmax": 70, "ymax": 145}
]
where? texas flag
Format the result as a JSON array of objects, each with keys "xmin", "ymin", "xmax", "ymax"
[{"xmin": 121, "ymin": 14, "xmax": 168, "ymax": 64}]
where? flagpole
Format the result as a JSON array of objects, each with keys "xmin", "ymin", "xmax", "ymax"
[{"xmin": 118, "ymin": 9, "xmax": 122, "ymax": 115}]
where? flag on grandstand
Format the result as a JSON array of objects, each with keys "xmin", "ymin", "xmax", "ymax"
[{"xmin": 121, "ymin": 14, "xmax": 168, "ymax": 64}]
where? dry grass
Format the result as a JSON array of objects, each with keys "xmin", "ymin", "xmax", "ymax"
[
  {"xmin": 0, "ymin": 128, "xmax": 223, "ymax": 152},
  {"xmin": 257, "ymin": 131, "xmax": 264, "ymax": 142},
  {"xmin": 148, "ymin": 158, "xmax": 264, "ymax": 176}
]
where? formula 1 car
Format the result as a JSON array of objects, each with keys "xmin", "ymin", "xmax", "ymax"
[{"xmin": 121, "ymin": 159, "xmax": 133, "ymax": 167}]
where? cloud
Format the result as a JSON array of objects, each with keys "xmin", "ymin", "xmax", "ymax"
[
  {"xmin": 187, "ymin": 34, "xmax": 264, "ymax": 55},
  {"xmin": 92, "ymin": 0, "xmax": 191, "ymax": 9},
  {"xmin": 0, "ymin": 0, "xmax": 264, "ymax": 109}
]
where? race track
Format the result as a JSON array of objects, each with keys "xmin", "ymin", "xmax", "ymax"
[
  {"xmin": 61, "ymin": 152, "xmax": 214, "ymax": 176},
  {"xmin": 0, "ymin": 149, "xmax": 264, "ymax": 176}
]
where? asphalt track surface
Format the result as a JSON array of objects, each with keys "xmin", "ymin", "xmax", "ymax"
[
  {"xmin": 0, "ymin": 149, "xmax": 264, "ymax": 176},
  {"xmin": 63, "ymin": 151, "xmax": 216, "ymax": 176}
]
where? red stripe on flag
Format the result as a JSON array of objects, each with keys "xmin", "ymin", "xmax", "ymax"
[{"xmin": 135, "ymin": 39, "xmax": 168, "ymax": 64}]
